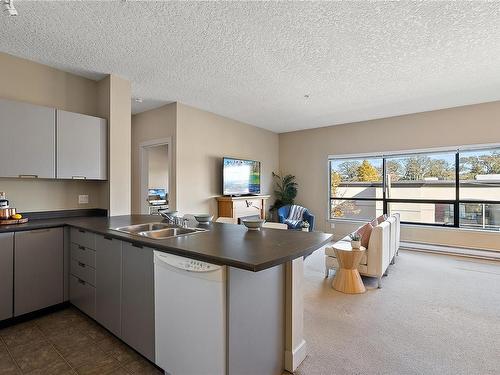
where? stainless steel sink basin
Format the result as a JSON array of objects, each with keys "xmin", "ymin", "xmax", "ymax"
[
  {"xmin": 138, "ymin": 227, "xmax": 207, "ymax": 239},
  {"xmin": 113, "ymin": 222, "xmax": 207, "ymax": 240},
  {"xmin": 114, "ymin": 222, "xmax": 172, "ymax": 235}
]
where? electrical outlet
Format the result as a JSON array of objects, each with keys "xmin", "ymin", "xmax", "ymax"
[
  {"xmin": 78, "ymin": 195, "xmax": 89, "ymax": 204},
  {"xmin": 330, "ymin": 222, "xmax": 335, "ymax": 229}
]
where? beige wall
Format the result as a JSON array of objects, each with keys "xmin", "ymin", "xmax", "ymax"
[
  {"xmin": 0, "ymin": 52, "xmax": 98, "ymax": 116},
  {"xmin": 148, "ymin": 145, "xmax": 169, "ymax": 190},
  {"xmin": 176, "ymin": 103, "xmax": 279, "ymax": 217},
  {"xmin": 131, "ymin": 103, "xmax": 177, "ymax": 213},
  {"xmin": 279, "ymin": 101, "xmax": 500, "ymax": 251},
  {"xmin": 108, "ymin": 75, "xmax": 132, "ymax": 216},
  {"xmin": 0, "ymin": 179, "xmax": 107, "ymax": 212},
  {"xmin": 0, "ymin": 52, "xmax": 107, "ymax": 212}
]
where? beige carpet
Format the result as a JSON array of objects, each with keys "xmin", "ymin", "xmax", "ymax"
[{"xmin": 295, "ymin": 249, "xmax": 500, "ymax": 375}]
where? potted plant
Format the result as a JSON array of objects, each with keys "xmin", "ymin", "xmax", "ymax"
[
  {"xmin": 349, "ymin": 233, "xmax": 362, "ymax": 249},
  {"xmin": 269, "ymin": 172, "xmax": 298, "ymax": 218},
  {"xmin": 301, "ymin": 220, "xmax": 310, "ymax": 232}
]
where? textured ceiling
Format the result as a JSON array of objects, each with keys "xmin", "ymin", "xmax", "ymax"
[{"xmin": 2, "ymin": 1, "xmax": 500, "ymax": 133}]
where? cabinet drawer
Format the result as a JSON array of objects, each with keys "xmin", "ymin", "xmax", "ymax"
[
  {"xmin": 70, "ymin": 275, "xmax": 96, "ymax": 318},
  {"xmin": 70, "ymin": 227, "xmax": 96, "ymax": 250},
  {"xmin": 70, "ymin": 259, "xmax": 96, "ymax": 286},
  {"xmin": 70, "ymin": 243, "xmax": 96, "ymax": 268}
]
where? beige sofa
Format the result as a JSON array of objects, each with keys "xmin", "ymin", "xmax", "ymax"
[{"xmin": 325, "ymin": 214, "xmax": 400, "ymax": 288}]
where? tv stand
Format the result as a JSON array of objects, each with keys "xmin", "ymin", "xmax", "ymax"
[{"xmin": 216, "ymin": 195, "xmax": 271, "ymax": 221}]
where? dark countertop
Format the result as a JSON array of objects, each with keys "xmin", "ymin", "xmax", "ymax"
[
  {"xmin": 0, "ymin": 217, "xmax": 73, "ymax": 233},
  {"xmin": 0, "ymin": 214, "xmax": 332, "ymax": 272}
]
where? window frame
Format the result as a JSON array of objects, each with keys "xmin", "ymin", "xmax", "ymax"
[{"xmin": 328, "ymin": 145, "xmax": 500, "ymax": 230}]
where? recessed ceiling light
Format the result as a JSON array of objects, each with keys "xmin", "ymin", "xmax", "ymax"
[
  {"xmin": 133, "ymin": 97, "xmax": 143, "ymax": 103},
  {"xmin": 304, "ymin": 94, "xmax": 310, "ymax": 99},
  {"xmin": 3, "ymin": 0, "xmax": 18, "ymax": 16}
]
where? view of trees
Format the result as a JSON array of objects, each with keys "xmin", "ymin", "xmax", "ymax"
[
  {"xmin": 460, "ymin": 151, "xmax": 500, "ymax": 180},
  {"xmin": 330, "ymin": 149, "xmax": 500, "ymax": 225},
  {"xmin": 331, "ymin": 154, "xmax": 458, "ymax": 187},
  {"xmin": 390, "ymin": 155, "xmax": 455, "ymax": 181}
]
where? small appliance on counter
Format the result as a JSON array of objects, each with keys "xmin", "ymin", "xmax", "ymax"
[
  {"xmin": 0, "ymin": 192, "xmax": 28, "ymax": 224},
  {"xmin": 0, "ymin": 191, "xmax": 9, "ymax": 208}
]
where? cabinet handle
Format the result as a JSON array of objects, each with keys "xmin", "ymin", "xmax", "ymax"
[
  {"xmin": 132, "ymin": 243, "xmax": 143, "ymax": 249},
  {"xmin": 78, "ymin": 229, "xmax": 86, "ymax": 233},
  {"xmin": 78, "ymin": 262, "xmax": 86, "ymax": 268},
  {"xmin": 77, "ymin": 278, "xmax": 86, "ymax": 285},
  {"xmin": 103, "ymin": 235, "xmax": 113, "ymax": 241},
  {"xmin": 29, "ymin": 229, "xmax": 50, "ymax": 234},
  {"xmin": 72, "ymin": 176, "xmax": 87, "ymax": 180},
  {"xmin": 18, "ymin": 174, "xmax": 39, "ymax": 179},
  {"xmin": 78, "ymin": 245, "xmax": 86, "ymax": 250}
]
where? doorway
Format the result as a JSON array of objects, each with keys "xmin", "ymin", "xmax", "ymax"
[{"xmin": 140, "ymin": 138, "xmax": 172, "ymax": 214}]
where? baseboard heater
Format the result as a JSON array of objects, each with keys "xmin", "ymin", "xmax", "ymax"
[{"xmin": 401, "ymin": 241, "xmax": 500, "ymax": 261}]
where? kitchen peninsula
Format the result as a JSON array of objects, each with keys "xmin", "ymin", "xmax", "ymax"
[{"xmin": 0, "ymin": 214, "xmax": 332, "ymax": 375}]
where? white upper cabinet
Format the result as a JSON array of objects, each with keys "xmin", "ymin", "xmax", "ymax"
[
  {"xmin": 56, "ymin": 110, "xmax": 107, "ymax": 180},
  {"xmin": 0, "ymin": 98, "xmax": 56, "ymax": 178}
]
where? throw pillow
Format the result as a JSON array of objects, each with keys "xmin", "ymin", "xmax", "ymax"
[
  {"xmin": 371, "ymin": 218, "xmax": 378, "ymax": 227},
  {"xmin": 377, "ymin": 214, "xmax": 388, "ymax": 224},
  {"xmin": 355, "ymin": 222, "xmax": 373, "ymax": 248}
]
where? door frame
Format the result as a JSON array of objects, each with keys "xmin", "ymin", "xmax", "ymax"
[{"xmin": 139, "ymin": 137, "xmax": 172, "ymax": 214}]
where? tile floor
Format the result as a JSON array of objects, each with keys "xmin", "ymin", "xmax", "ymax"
[{"xmin": 0, "ymin": 307, "xmax": 163, "ymax": 375}]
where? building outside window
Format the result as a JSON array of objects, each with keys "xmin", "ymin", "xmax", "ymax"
[{"xmin": 329, "ymin": 147, "xmax": 500, "ymax": 231}]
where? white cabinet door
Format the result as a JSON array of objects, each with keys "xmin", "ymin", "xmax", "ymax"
[
  {"xmin": 57, "ymin": 110, "xmax": 107, "ymax": 180},
  {"xmin": 0, "ymin": 98, "xmax": 55, "ymax": 178}
]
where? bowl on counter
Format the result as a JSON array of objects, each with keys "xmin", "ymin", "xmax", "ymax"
[
  {"xmin": 242, "ymin": 218, "xmax": 265, "ymax": 231},
  {"xmin": 194, "ymin": 214, "xmax": 214, "ymax": 224}
]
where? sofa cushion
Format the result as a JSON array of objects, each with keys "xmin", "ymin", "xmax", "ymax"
[
  {"xmin": 356, "ymin": 222, "xmax": 373, "ymax": 248},
  {"xmin": 377, "ymin": 214, "xmax": 388, "ymax": 224}
]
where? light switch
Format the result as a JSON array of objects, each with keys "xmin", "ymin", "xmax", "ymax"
[{"xmin": 78, "ymin": 195, "xmax": 89, "ymax": 204}]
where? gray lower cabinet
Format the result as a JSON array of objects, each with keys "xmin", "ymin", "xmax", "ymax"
[
  {"xmin": 228, "ymin": 265, "xmax": 285, "ymax": 375},
  {"xmin": 69, "ymin": 229, "xmax": 96, "ymax": 318},
  {"xmin": 14, "ymin": 228, "xmax": 64, "ymax": 316},
  {"xmin": 95, "ymin": 235, "xmax": 122, "ymax": 337},
  {"xmin": 69, "ymin": 275, "xmax": 96, "ymax": 318},
  {"xmin": 0, "ymin": 233, "xmax": 14, "ymax": 320},
  {"xmin": 122, "ymin": 242, "xmax": 155, "ymax": 362}
]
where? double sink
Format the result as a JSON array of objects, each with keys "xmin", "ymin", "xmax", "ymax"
[{"xmin": 113, "ymin": 222, "xmax": 207, "ymax": 240}]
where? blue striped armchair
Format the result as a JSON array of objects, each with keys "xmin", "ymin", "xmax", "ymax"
[{"xmin": 277, "ymin": 205, "xmax": 315, "ymax": 231}]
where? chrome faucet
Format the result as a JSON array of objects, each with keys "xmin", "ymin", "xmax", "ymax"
[
  {"xmin": 158, "ymin": 210, "xmax": 177, "ymax": 223},
  {"xmin": 158, "ymin": 210, "xmax": 189, "ymax": 227}
]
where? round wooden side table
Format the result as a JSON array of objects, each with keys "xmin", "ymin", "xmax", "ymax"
[{"xmin": 332, "ymin": 242, "xmax": 366, "ymax": 294}]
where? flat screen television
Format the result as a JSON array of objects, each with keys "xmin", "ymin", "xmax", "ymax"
[{"xmin": 222, "ymin": 157, "xmax": 261, "ymax": 196}]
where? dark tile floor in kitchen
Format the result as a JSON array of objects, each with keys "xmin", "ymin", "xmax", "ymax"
[{"xmin": 0, "ymin": 307, "xmax": 162, "ymax": 375}]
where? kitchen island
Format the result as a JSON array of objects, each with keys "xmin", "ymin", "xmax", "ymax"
[{"xmin": 1, "ymin": 214, "xmax": 332, "ymax": 374}]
